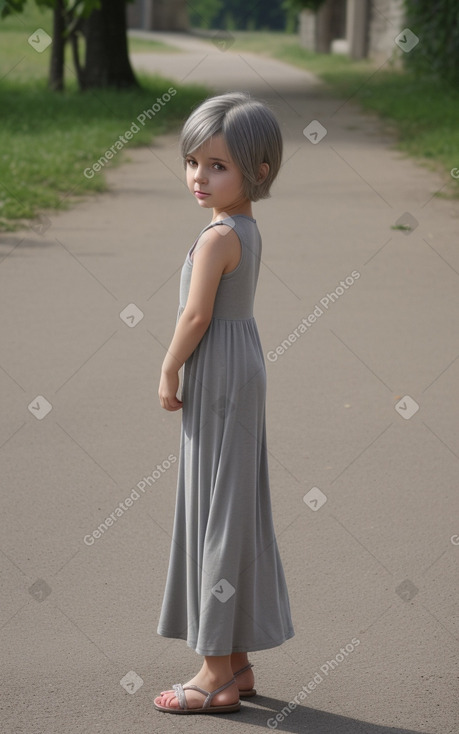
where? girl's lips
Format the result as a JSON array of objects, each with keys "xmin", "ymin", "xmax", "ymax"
[{"xmin": 194, "ymin": 191, "xmax": 210, "ymax": 199}]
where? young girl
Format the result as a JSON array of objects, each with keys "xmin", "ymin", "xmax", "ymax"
[{"xmin": 155, "ymin": 92, "xmax": 294, "ymax": 714}]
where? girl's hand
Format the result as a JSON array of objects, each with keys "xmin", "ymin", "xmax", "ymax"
[{"xmin": 158, "ymin": 370, "xmax": 183, "ymax": 411}]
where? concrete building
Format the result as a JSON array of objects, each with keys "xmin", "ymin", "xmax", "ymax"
[
  {"xmin": 127, "ymin": 0, "xmax": 406, "ymax": 62},
  {"xmin": 127, "ymin": 0, "xmax": 189, "ymax": 31},
  {"xmin": 299, "ymin": 0, "xmax": 406, "ymax": 61}
]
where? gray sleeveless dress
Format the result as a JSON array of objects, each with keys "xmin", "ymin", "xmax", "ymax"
[{"xmin": 157, "ymin": 214, "xmax": 294, "ymax": 656}]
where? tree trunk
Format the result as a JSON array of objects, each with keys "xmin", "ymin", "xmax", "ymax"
[
  {"xmin": 69, "ymin": 25, "xmax": 85, "ymax": 90},
  {"xmin": 83, "ymin": 5, "xmax": 106, "ymax": 89},
  {"xmin": 83, "ymin": 0, "xmax": 139, "ymax": 90},
  {"xmin": 48, "ymin": 0, "xmax": 66, "ymax": 91}
]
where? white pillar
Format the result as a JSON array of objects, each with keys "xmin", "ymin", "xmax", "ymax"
[{"xmin": 299, "ymin": 9, "xmax": 316, "ymax": 51}]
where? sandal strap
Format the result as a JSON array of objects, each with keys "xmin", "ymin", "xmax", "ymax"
[
  {"xmin": 234, "ymin": 663, "xmax": 254, "ymax": 677},
  {"xmin": 174, "ymin": 677, "xmax": 237, "ymax": 710},
  {"xmin": 172, "ymin": 683, "xmax": 188, "ymax": 710}
]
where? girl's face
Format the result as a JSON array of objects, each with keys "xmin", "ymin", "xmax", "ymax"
[{"xmin": 185, "ymin": 134, "xmax": 250, "ymax": 217}]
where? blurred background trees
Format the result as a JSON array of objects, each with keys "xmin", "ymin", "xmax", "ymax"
[
  {"xmin": 2, "ymin": 0, "xmax": 459, "ymax": 90},
  {"xmin": 403, "ymin": 0, "xmax": 459, "ymax": 86},
  {"xmin": 1, "ymin": 0, "xmax": 138, "ymax": 90},
  {"xmin": 187, "ymin": 0, "xmax": 287, "ymax": 31}
]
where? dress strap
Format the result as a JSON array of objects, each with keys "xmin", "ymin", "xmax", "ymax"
[{"xmin": 189, "ymin": 219, "xmax": 235, "ymax": 259}]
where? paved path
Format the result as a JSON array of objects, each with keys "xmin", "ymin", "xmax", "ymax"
[{"xmin": 1, "ymin": 32, "xmax": 458, "ymax": 734}]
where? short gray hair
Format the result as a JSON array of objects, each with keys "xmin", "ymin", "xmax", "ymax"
[{"xmin": 180, "ymin": 92, "xmax": 283, "ymax": 202}]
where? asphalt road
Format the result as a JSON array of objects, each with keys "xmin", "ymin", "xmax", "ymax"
[{"xmin": 1, "ymin": 31, "xmax": 458, "ymax": 734}]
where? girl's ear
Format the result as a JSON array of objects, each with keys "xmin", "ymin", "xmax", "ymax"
[{"xmin": 256, "ymin": 162, "xmax": 269, "ymax": 184}]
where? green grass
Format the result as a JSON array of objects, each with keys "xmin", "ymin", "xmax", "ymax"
[
  {"xmin": 206, "ymin": 31, "xmax": 459, "ymax": 195},
  {"xmin": 274, "ymin": 44, "xmax": 459, "ymax": 178},
  {"xmin": 0, "ymin": 6, "xmax": 208, "ymax": 229},
  {"xmin": 128, "ymin": 32, "xmax": 183, "ymax": 54}
]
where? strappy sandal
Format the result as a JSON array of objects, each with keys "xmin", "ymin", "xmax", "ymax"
[
  {"xmin": 154, "ymin": 676, "xmax": 240, "ymax": 714},
  {"xmin": 233, "ymin": 662, "xmax": 257, "ymax": 697}
]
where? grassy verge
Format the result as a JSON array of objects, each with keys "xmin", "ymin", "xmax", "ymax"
[
  {"xmin": 274, "ymin": 44, "xmax": 459, "ymax": 187},
  {"xmin": 205, "ymin": 31, "xmax": 459, "ymax": 195},
  {"xmin": 0, "ymin": 7, "xmax": 208, "ymax": 230},
  {"xmin": 128, "ymin": 31, "xmax": 183, "ymax": 54}
]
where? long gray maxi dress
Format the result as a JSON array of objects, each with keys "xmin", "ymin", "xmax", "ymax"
[{"xmin": 157, "ymin": 214, "xmax": 294, "ymax": 656}]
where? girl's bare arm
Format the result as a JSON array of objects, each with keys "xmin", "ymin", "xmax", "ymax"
[{"xmin": 159, "ymin": 225, "xmax": 239, "ymax": 410}]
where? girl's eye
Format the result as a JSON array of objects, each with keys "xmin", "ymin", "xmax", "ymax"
[{"xmin": 185, "ymin": 159, "xmax": 225, "ymax": 171}]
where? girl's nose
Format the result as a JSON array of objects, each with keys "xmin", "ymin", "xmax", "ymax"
[{"xmin": 194, "ymin": 166, "xmax": 207, "ymax": 183}]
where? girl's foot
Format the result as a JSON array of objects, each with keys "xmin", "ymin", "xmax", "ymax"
[
  {"xmin": 233, "ymin": 663, "xmax": 254, "ymax": 692},
  {"xmin": 155, "ymin": 671, "xmax": 239, "ymax": 711},
  {"xmin": 230, "ymin": 653, "xmax": 255, "ymax": 695}
]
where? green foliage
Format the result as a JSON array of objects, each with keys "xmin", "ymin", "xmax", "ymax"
[
  {"xmin": 403, "ymin": 0, "xmax": 459, "ymax": 86},
  {"xmin": 0, "ymin": 8, "xmax": 210, "ymax": 227},
  {"xmin": 281, "ymin": 0, "xmax": 299, "ymax": 33},
  {"xmin": 0, "ymin": 74, "xmax": 209, "ymax": 227},
  {"xmin": 282, "ymin": 0, "xmax": 326, "ymax": 12},
  {"xmin": 224, "ymin": 10, "xmax": 236, "ymax": 31},
  {"xmin": 203, "ymin": 0, "xmax": 288, "ymax": 31},
  {"xmin": 188, "ymin": 0, "xmax": 222, "ymax": 30},
  {"xmin": 1, "ymin": 0, "xmax": 99, "ymax": 20}
]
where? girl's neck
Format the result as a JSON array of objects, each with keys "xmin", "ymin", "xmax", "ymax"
[{"xmin": 212, "ymin": 202, "xmax": 253, "ymax": 222}]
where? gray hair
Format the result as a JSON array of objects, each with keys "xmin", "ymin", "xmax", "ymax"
[{"xmin": 180, "ymin": 92, "xmax": 282, "ymax": 202}]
